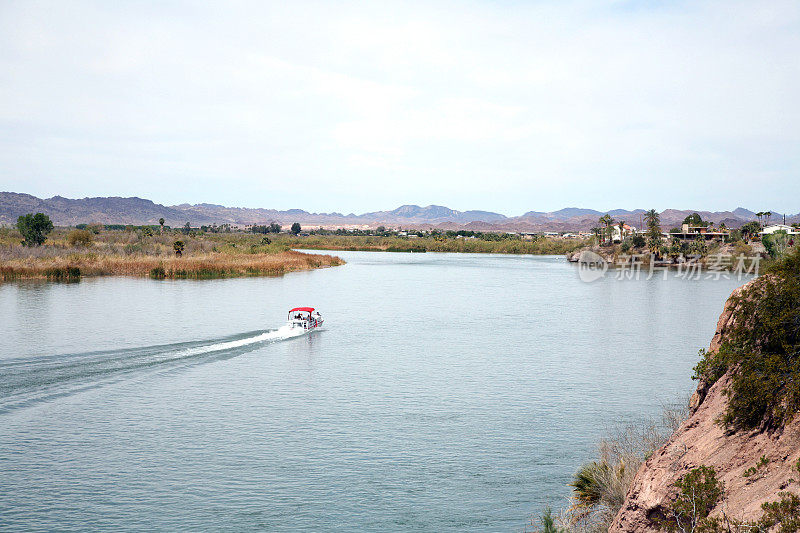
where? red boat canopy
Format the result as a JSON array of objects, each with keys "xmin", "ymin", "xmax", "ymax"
[{"xmin": 289, "ymin": 307, "xmax": 315, "ymax": 313}]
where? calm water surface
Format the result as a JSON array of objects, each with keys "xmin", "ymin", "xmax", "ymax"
[{"xmin": 0, "ymin": 252, "xmax": 751, "ymax": 531}]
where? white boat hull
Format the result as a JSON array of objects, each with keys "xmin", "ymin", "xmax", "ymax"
[{"xmin": 287, "ymin": 318, "xmax": 323, "ymax": 333}]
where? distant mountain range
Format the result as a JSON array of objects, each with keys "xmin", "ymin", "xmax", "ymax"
[{"xmin": 1, "ymin": 192, "xmax": 797, "ymax": 231}]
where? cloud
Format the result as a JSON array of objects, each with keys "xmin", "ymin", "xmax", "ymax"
[{"xmin": 0, "ymin": 0, "xmax": 798, "ymax": 213}]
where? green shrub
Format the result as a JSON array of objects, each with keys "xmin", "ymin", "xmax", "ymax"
[
  {"xmin": 692, "ymin": 246, "xmax": 800, "ymax": 430},
  {"xmin": 763, "ymin": 231, "xmax": 792, "ymax": 259},
  {"xmin": 123, "ymin": 243, "xmax": 143, "ymax": 255},
  {"xmin": 67, "ymin": 229, "xmax": 93, "ymax": 246},
  {"xmin": 763, "ymin": 234, "xmax": 778, "ymax": 258},
  {"xmin": 657, "ymin": 466, "xmax": 723, "ymax": 532},
  {"xmin": 741, "ymin": 455, "xmax": 769, "ymax": 478},
  {"xmin": 539, "ymin": 508, "xmax": 567, "ymax": 533},
  {"xmin": 149, "ymin": 265, "xmax": 166, "ymax": 279},
  {"xmin": 17, "ymin": 213, "xmax": 53, "ymax": 246},
  {"xmin": 759, "ymin": 492, "xmax": 800, "ymax": 531},
  {"xmin": 44, "ymin": 266, "xmax": 81, "ymax": 281}
]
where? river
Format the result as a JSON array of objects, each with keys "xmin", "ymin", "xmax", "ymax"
[{"xmin": 0, "ymin": 251, "xmax": 751, "ymax": 531}]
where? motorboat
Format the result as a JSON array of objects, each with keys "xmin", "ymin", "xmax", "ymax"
[{"xmin": 287, "ymin": 307, "xmax": 324, "ymax": 332}]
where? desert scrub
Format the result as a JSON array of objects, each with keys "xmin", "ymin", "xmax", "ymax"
[
  {"xmin": 0, "ymin": 226, "xmax": 22, "ymax": 247},
  {"xmin": 279, "ymin": 233, "xmax": 587, "ymax": 255},
  {"xmin": 1, "ymin": 248, "xmax": 343, "ymax": 281},
  {"xmin": 693, "ymin": 246, "xmax": 800, "ymax": 431},
  {"xmin": 656, "ymin": 466, "xmax": 724, "ymax": 532},
  {"xmin": 653, "ymin": 464, "xmax": 800, "ymax": 532},
  {"xmin": 759, "ymin": 492, "xmax": 800, "ymax": 531},
  {"xmin": 0, "ymin": 228, "xmax": 343, "ymax": 281},
  {"xmin": 66, "ymin": 229, "xmax": 93, "ymax": 246},
  {"xmin": 743, "ymin": 455, "xmax": 771, "ymax": 478}
]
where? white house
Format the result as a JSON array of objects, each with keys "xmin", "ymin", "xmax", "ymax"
[
  {"xmin": 611, "ymin": 224, "xmax": 636, "ymax": 242},
  {"xmin": 760, "ymin": 224, "xmax": 800, "ymax": 235}
]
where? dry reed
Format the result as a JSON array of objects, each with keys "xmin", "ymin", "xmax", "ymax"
[{"xmin": 0, "ymin": 250, "xmax": 344, "ymax": 281}]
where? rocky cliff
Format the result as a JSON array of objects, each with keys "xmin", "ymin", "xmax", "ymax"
[{"xmin": 610, "ymin": 263, "xmax": 800, "ymax": 530}]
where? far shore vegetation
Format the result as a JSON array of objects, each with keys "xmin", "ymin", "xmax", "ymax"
[
  {"xmin": 0, "ymin": 217, "xmax": 589, "ymax": 266},
  {"xmin": 277, "ymin": 228, "xmax": 587, "ymax": 254},
  {"xmin": 0, "ymin": 215, "xmax": 343, "ymax": 282},
  {"xmin": 4, "ymin": 209, "xmax": 794, "ymax": 281},
  {"xmin": 574, "ymin": 209, "xmax": 797, "ymax": 270}
]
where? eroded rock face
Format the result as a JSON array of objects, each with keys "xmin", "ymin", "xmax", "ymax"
[{"xmin": 610, "ymin": 278, "xmax": 800, "ymax": 531}]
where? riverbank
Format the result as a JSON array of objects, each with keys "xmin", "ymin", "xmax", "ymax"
[
  {"xmin": 277, "ymin": 233, "xmax": 588, "ymax": 254},
  {"xmin": 610, "ymin": 246, "xmax": 800, "ymax": 531},
  {"xmin": 0, "ymin": 250, "xmax": 343, "ymax": 281},
  {"xmin": 0, "ymin": 228, "xmax": 343, "ymax": 281},
  {"xmin": 528, "ymin": 246, "xmax": 800, "ymax": 532},
  {"xmin": 566, "ymin": 240, "xmax": 762, "ymax": 270}
]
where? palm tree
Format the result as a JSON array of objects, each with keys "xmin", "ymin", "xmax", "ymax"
[
  {"xmin": 590, "ymin": 226, "xmax": 602, "ymax": 244},
  {"xmin": 668, "ymin": 238, "xmax": 683, "ymax": 260},
  {"xmin": 644, "ymin": 209, "xmax": 660, "ymax": 229},
  {"xmin": 599, "ymin": 214, "xmax": 614, "ymax": 244},
  {"xmin": 764, "ymin": 211, "xmax": 772, "ymax": 226},
  {"xmin": 756, "ymin": 212, "xmax": 764, "ymax": 227},
  {"xmin": 741, "ymin": 221, "xmax": 760, "ymax": 241},
  {"xmin": 617, "ymin": 220, "xmax": 625, "ymax": 242},
  {"xmin": 643, "ymin": 209, "xmax": 662, "ymax": 257},
  {"xmin": 159, "ymin": 217, "xmax": 165, "ymax": 234}
]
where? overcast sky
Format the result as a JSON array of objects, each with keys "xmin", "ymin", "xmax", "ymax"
[{"xmin": 0, "ymin": 0, "xmax": 798, "ymax": 215}]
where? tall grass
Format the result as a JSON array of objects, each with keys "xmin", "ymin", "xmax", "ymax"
[
  {"xmin": 1, "ymin": 250, "xmax": 343, "ymax": 280},
  {"xmin": 526, "ymin": 399, "xmax": 689, "ymax": 533},
  {"xmin": 277, "ymin": 234, "xmax": 587, "ymax": 254},
  {"xmin": 0, "ymin": 229, "xmax": 344, "ymax": 281}
]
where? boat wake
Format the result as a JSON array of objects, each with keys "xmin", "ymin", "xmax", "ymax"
[{"xmin": 0, "ymin": 325, "xmax": 308, "ymax": 414}]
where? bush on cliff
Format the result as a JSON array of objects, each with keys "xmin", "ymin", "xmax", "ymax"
[
  {"xmin": 656, "ymin": 466, "xmax": 724, "ymax": 532},
  {"xmin": 693, "ymin": 246, "xmax": 800, "ymax": 431}
]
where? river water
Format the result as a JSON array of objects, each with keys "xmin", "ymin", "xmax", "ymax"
[{"xmin": 0, "ymin": 251, "xmax": 751, "ymax": 531}]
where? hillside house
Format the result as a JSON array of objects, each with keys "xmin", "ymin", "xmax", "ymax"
[
  {"xmin": 760, "ymin": 224, "xmax": 800, "ymax": 236},
  {"xmin": 611, "ymin": 223, "xmax": 636, "ymax": 243},
  {"xmin": 669, "ymin": 223, "xmax": 730, "ymax": 242}
]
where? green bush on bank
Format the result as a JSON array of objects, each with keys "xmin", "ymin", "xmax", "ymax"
[
  {"xmin": 44, "ymin": 266, "xmax": 81, "ymax": 281},
  {"xmin": 693, "ymin": 246, "xmax": 800, "ymax": 431},
  {"xmin": 656, "ymin": 466, "xmax": 724, "ymax": 532},
  {"xmin": 281, "ymin": 234, "xmax": 587, "ymax": 255},
  {"xmin": 655, "ymin": 463, "xmax": 800, "ymax": 532}
]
